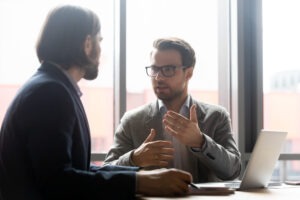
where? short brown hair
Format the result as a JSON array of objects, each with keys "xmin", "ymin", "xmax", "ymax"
[{"xmin": 152, "ymin": 37, "xmax": 196, "ymax": 68}]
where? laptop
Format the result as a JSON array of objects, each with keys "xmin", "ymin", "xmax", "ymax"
[{"xmin": 194, "ymin": 130, "xmax": 287, "ymax": 191}]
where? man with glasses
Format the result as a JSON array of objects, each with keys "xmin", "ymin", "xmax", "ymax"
[{"xmin": 105, "ymin": 37, "xmax": 241, "ymax": 183}]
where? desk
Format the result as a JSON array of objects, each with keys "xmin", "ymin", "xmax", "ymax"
[{"xmin": 140, "ymin": 185, "xmax": 300, "ymax": 200}]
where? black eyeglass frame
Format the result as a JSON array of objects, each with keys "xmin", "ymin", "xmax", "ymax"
[{"xmin": 145, "ymin": 65, "xmax": 188, "ymax": 77}]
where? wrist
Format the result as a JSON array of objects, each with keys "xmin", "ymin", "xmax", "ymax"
[
  {"xmin": 191, "ymin": 133, "xmax": 204, "ymax": 148},
  {"xmin": 129, "ymin": 150, "xmax": 137, "ymax": 166},
  {"xmin": 191, "ymin": 133, "xmax": 206, "ymax": 151},
  {"xmin": 131, "ymin": 150, "xmax": 140, "ymax": 166},
  {"xmin": 136, "ymin": 171, "xmax": 150, "ymax": 195}
]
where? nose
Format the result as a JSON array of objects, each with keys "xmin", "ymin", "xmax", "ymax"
[{"xmin": 154, "ymin": 70, "xmax": 165, "ymax": 80}]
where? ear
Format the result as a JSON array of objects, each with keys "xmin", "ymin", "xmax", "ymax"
[
  {"xmin": 185, "ymin": 66, "xmax": 194, "ymax": 80},
  {"xmin": 84, "ymin": 35, "xmax": 92, "ymax": 56}
]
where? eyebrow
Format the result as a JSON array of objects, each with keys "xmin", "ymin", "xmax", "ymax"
[{"xmin": 150, "ymin": 65, "xmax": 177, "ymax": 68}]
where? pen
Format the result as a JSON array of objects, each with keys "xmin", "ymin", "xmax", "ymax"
[{"xmin": 189, "ymin": 183, "xmax": 198, "ymax": 189}]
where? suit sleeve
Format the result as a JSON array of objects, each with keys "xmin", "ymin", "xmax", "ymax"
[
  {"xmin": 104, "ymin": 114, "xmax": 138, "ymax": 166},
  {"xmin": 190, "ymin": 108, "xmax": 241, "ymax": 180},
  {"xmin": 22, "ymin": 82, "xmax": 137, "ymax": 200}
]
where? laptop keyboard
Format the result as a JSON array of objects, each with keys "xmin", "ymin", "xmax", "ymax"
[
  {"xmin": 224, "ymin": 182, "xmax": 241, "ymax": 188},
  {"xmin": 224, "ymin": 181, "xmax": 282, "ymax": 189}
]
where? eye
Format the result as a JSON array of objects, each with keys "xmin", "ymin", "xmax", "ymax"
[
  {"xmin": 151, "ymin": 66, "xmax": 160, "ymax": 72},
  {"xmin": 163, "ymin": 65, "xmax": 175, "ymax": 72}
]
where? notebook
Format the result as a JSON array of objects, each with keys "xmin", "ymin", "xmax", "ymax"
[{"xmin": 194, "ymin": 130, "xmax": 287, "ymax": 191}]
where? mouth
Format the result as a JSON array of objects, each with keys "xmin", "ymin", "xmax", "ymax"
[{"xmin": 155, "ymin": 85, "xmax": 169, "ymax": 93}]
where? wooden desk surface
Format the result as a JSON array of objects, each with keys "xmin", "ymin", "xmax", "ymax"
[{"xmin": 139, "ymin": 185, "xmax": 300, "ymax": 200}]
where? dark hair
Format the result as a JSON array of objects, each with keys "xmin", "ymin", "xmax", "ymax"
[
  {"xmin": 152, "ymin": 37, "xmax": 196, "ymax": 68},
  {"xmin": 36, "ymin": 5, "xmax": 100, "ymax": 69}
]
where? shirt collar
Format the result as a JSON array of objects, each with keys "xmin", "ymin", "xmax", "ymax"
[
  {"xmin": 158, "ymin": 95, "xmax": 191, "ymax": 116},
  {"xmin": 47, "ymin": 61, "xmax": 83, "ymax": 97}
]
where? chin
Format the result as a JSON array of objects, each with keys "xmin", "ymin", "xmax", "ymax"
[
  {"xmin": 83, "ymin": 66, "xmax": 99, "ymax": 80},
  {"xmin": 84, "ymin": 73, "xmax": 98, "ymax": 80},
  {"xmin": 156, "ymin": 93, "xmax": 169, "ymax": 101}
]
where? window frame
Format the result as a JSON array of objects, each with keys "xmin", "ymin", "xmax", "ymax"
[
  {"xmin": 92, "ymin": 1, "xmax": 300, "ymax": 180},
  {"xmin": 232, "ymin": 0, "xmax": 300, "ymax": 179}
]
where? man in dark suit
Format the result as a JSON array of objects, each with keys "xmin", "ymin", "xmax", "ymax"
[{"xmin": 0, "ymin": 5, "xmax": 192, "ymax": 200}]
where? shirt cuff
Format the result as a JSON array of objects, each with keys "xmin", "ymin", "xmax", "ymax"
[{"xmin": 191, "ymin": 134, "xmax": 207, "ymax": 152}]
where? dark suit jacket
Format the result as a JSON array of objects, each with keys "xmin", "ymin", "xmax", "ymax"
[{"xmin": 0, "ymin": 62, "xmax": 138, "ymax": 200}]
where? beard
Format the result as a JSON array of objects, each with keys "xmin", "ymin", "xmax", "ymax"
[
  {"xmin": 154, "ymin": 83, "xmax": 185, "ymax": 102},
  {"xmin": 156, "ymin": 89, "xmax": 184, "ymax": 102},
  {"xmin": 83, "ymin": 40, "xmax": 100, "ymax": 80},
  {"xmin": 83, "ymin": 64, "xmax": 99, "ymax": 80},
  {"xmin": 153, "ymin": 77, "xmax": 189, "ymax": 105}
]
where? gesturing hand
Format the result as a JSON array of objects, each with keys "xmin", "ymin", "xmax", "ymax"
[
  {"xmin": 132, "ymin": 129, "xmax": 174, "ymax": 168},
  {"xmin": 163, "ymin": 104, "xmax": 204, "ymax": 148}
]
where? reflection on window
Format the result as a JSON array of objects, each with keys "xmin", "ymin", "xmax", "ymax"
[
  {"xmin": 126, "ymin": 0, "xmax": 219, "ymax": 110},
  {"xmin": 263, "ymin": 0, "xmax": 300, "ymax": 180},
  {"xmin": 272, "ymin": 160, "xmax": 300, "ymax": 181},
  {"xmin": 0, "ymin": 0, "xmax": 114, "ymax": 153}
]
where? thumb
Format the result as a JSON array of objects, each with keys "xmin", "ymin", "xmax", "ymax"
[
  {"xmin": 144, "ymin": 129, "xmax": 156, "ymax": 143},
  {"xmin": 190, "ymin": 104, "xmax": 198, "ymax": 123}
]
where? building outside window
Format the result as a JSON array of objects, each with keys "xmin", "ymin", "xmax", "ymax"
[
  {"xmin": 263, "ymin": 0, "xmax": 300, "ymax": 180},
  {"xmin": 1, "ymin": 0, "xmax": 299, "ymax": 181}
]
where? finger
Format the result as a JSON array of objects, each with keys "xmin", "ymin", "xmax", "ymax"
[
  {"xmin": 165, "ymin": 111, "xmax": 188, "ymax": 124},
  {"xmin": 159, "ymin": 154, "xmax": 174, "ymax": 162},
  {"xmin": 178, "ymin": 170, "xmax": 193, "ymax": 184},
  {"xmin": 163, "ymin": 114, "xmax": 188, "ymax": 132},
  {"xmin": 151, "ymin": 151, "xmax": 174, "ymax": 167},
  {"xmin": 160, "ymin": 147, "xmax": 175, "ymax": 155},
  {"xmin": 190, "ymin": 104, "xmax": 198, "ymax": 123},
  {"xmin": 156, "ymin": 160, "xmax": 170, "ymax": 168},
  {"xmin": 164, "ymin": 113, "xmax": 178, "ymax": 125},
  {"xmin": 167, "ymin": 172, "xmax": 190, "ymax": 196},
  {"xmin": 164, "ymin": 125, "xmax": 179, "ymax": 138},
  {"xmin": 169, "ymin": 184, "xmax": 186, "ymax": 196},
  {"xmin": 144, "ymin": 128, "xmax": 156, "ymax": 143},
  {"xmin": 150, "ymin": 140, "xmax": 173, "ymax": 147},
  {"xmin": 174, "ymin": 180, "xmax": 190, "ymax": 195},
  {"xmin": 163, "ymin": 118, "xmax": 178, "ymax": 133}
]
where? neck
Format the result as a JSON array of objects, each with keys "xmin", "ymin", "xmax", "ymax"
[
  {"xmin": 47, "ymin": 61, "xmax": 85, "ymax": 83},
  {"xmin": 163, "ymin": 95, "xmax": 188, "ymax": 113},
  {"xmin": 66, "ymin": 66, "xmax": 85, "ymax": 83}
]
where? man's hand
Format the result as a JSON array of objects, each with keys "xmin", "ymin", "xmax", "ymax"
[
  {"xmin": 162, "ymin": 104, "xmax": 204, "ymax": 148},
  {"xmin": 132, "ymin": 129, "xmax": 174, "ymax": 168},
  {"xmin": 136, "ymin": 168, "xmax": 192, "ymax": 196}
]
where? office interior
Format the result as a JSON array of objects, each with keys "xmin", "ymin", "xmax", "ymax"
[{"xmin": 0, "ymin": 0, "xmax": 300, "ymax": 183}]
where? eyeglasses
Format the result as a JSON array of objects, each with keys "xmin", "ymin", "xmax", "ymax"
[{"xmin": 145, "ymin": 65, "xmax": 187, "ymax": 77}]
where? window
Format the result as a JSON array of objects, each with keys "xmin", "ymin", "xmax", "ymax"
[
  {"xmin": 230, "ymin": 0, "xmax": 300, "ymax": 181},
  {"xmin": 2, "ymin": 0, "xmax": 299, "ymax": 182},
  {"xmin": 126, "ymin": 0, "xmax": 219, "ymax": 110},
  {"xmin": 263, "ymin": 0, "xmax": 300, "ymax": 180},
  {"xmin": 0, "ymin": 0, "xmax": 114, "ymax": 154},
  {"xmin": 0, "ymin": 0, "xmax": 232, "ymax": 163}
]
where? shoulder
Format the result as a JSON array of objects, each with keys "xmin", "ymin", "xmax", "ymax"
[
  {"xmin": 14, "ymin": 73, "xmax": 76, "ymax": 115},
  {"xmin": 23, "ymin": 75, "xmax": 70, "ymax": 99},
  {"xmin": 21, "ymin": 63, "xmax": 77, "ymax": 99},
  {"xmin": 123, "ymin": 102, "xmax": 154, "ymax": 117},
  {"xmin": 121, "ymin": 102, "xmax": 155, "ymax": 122},
  {"xmin": 192, "ymin": 99, "xmax": 230, "ymax": 118}
]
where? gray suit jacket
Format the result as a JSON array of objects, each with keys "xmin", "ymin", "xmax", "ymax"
[{"xmin": 104, "ymin": 97, "xmax": 241, "ymax": 183}]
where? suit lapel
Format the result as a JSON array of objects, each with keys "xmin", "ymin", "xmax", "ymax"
[{"xmin": 39, "ymin": 62, "xmax": 91, "ymax": 154}]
